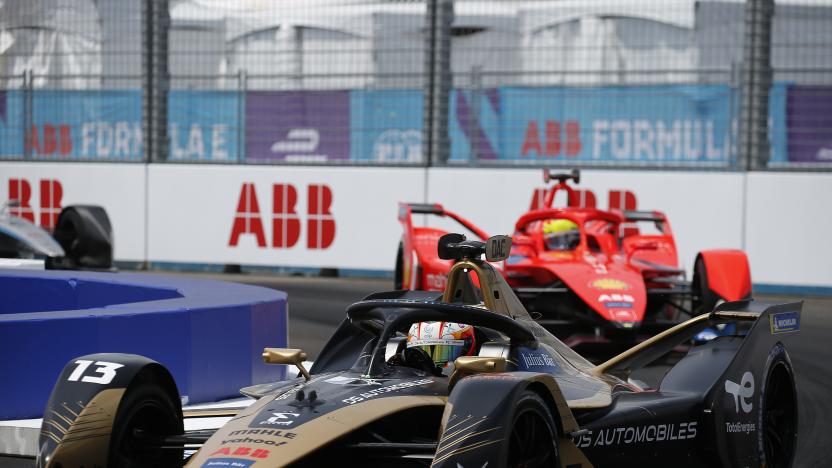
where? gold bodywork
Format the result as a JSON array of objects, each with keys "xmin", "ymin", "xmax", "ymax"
[
  {"xmin": 41, "ymin": 388, "xmax": 125, "ymax": 468},
  {"xmin": 185, "ymin": 395, "xmax": 447, "ymax": 467}
]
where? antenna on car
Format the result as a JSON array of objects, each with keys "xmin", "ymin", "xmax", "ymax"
[{"xmin": 543, "ymin": 168, "xmax": 580, "ymax": 185}]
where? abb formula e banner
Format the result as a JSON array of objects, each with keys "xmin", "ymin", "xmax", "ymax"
[
  {"xmin": 146, "ymin": 165, "xmax": 425, "ymax": 269},
  {"xmin": 0, "ymin": 162, "xmax": 146, "ymax": 261}
]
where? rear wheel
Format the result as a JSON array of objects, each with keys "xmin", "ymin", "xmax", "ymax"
[
  {"xmin": 760, "ymin": 345, "xmax": 798, "ymax": 468},
  {"xmin": 507, "ymin": 391, "xmax": 559, "ymax": 468},
  {"xmin": 692, "ymin": 256, "xmax": 720, "ymax": 315},
  {"xmin": 394, "ymin": 241, "xmax": 404, "ymax": 290},
  {"xmin": 108, "ymin": 383, "xmax": 183, "ymax": 468}
]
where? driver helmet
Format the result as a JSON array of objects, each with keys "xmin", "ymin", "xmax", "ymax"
[
  {"xmin": 406, "ymin": 321, "xmax": 476, "ymax": 370},
  {"xmin": 542, "ymin": 218, "xmax": 580, "ymax": 251}
]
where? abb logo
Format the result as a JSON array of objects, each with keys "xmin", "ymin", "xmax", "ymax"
[
  {"xmin": 529, "ymin": 188, "xmax": 637, "ymax": 212},
  {"xmin": 229, "ymin": 183, "xmax": 335, "ymax": 249},
  {"xmin": 209, "ymin": 447, "xmax": 270, "ymax": 458},
  {"xmin": 27, "ymin": 125, "xmax": 73, "ymax": 156},
  {"xmin": 8, "ymin": 178, "xmax": 64, "ymax": 229},
  {"xmin": 521, "ymin": 120, "xmax": 581, "ymax": 157}
]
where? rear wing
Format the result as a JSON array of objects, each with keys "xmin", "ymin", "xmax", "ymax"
[
  {"xmin": 594, "ymin": 299, "xmax": 802, "ymax": 380},
  {"xmin": 397, "ymin": 203, "xmax": 489, "ymax": 290},
  {"xmin": 398, "ymin": 202, "xmax": 489, "ymax": 240}
]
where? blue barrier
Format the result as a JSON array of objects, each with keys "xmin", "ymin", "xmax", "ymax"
[{"xmin": 0, "ymin": 270, "xmax": 288, "ymax": 420}]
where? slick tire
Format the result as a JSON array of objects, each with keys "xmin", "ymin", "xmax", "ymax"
[
  {"xmin": 692, "ymin": 256, "xmax": 720, "ymax": 315},
  {"xmin": 506, "ymin": 391, "xmax": 560, "ymax": 468},
  {"xmin": 394, "ymin": 240, "xmax": 404, "ymax": 290},
  {"xmin": 108, "ymin": 383, "xmax": 183, "ymax": 468},
  {"xmin": 759, "ymin": 344, "xmax": 798, "ymax": 468}
]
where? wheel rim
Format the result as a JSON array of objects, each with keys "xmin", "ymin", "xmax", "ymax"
[
  {"xmin": 763, "ymin": 362, "xmax": 797, "ymax": 468},
  {"xmin": 507, "ymin": 407, "xmax": 556, "ymax": 468}
]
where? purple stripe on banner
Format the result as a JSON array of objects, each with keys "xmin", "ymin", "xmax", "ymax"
[
  {"xmin": 0, "ymin": 90, "xmax": 6, "ymax": 123},
  {"xmin": 787, "ymin": 86, "xmax": 832, "ymax": 163},
  {"xmin": 486, "ymin": 88, "xmax": 500, "ymax": 115},
  {"xmin": 245, "ymin": 91, "xmax": 350, "ymax": 161},
  {"xmin": 455, "ymin": 91, "xmax": 498, "ymax": 160}
]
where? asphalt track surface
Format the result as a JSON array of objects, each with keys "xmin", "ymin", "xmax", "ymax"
[{"xmin": 5, "ymin": 273, "xmax": 830, "ymax": 467}]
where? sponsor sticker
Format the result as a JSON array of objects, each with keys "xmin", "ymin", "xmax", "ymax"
[
  {"xmin": 520, "ymin": 352, "xmax": 557, "ymax": 368},
  {"xmin": 324, "ymin": 376, "xmax": 389, "ymax": 386},
  {"xmin": 724, "ymin": 371, "xmax": 754, "ymax": 414},
  {"xmin": 572, "ymin": 421, "xmax": 697, "ymax": 448},
  {"xmin": 258, "ymin": 412, "xmax": 300, "ymax": 427},
  {"xmin": 201, "ymin": 458, "xmax": 255, "ymax": 468},
  {"xmin": 342, "ymin": 379, "xmax": 434, "ymax": 405},
  {"xmin": 590, "ymin": 278, "xmax": 630, "ymax": 290},
  {"xmin": 769, "ymin": 311, "xmax": 800, "ymax": 334},
  {"xmin": 209, "ymin": 447, "xmax": 270, "ymax": 459},
  {"xmin": 725, "ymin": 421, "xmax": 756, "ymax": 434}
]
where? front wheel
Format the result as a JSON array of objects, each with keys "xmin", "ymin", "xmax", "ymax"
[
  {"xmin": 507, "ymin": 391, "xmax": 559, "ymax": 468},
  {"xmin": 108, "ymin": 383, "xmax": 183, "ymax": 468}
]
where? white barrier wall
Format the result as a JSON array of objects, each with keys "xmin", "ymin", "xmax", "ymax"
[
  {"xmin": 0, "ymin": 162, "xmax": 147, "ymax": 261},
  {"xmin": 745, "ymin": 173, "xmax": 832, "ymax": 287},
  {"xmin": 147, "ymin": 165, "xmax": 426, "ymax": 270},
  {"xmin": 1, "ymin": 162, "xmax": 830, "ymax": 288}
]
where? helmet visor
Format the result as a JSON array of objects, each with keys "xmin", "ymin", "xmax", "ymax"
[{"xmin": 408, "ymin": 338, "xmax": 465, "ymax": 366}]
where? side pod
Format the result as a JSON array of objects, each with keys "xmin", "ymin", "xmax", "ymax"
[
  {"xmin": 37, "ymin": 353, "xmax": 182, "ymax": 468},
  {"xmin": 432, "ymin": 371, "xmax": 588, "ymax": 468}
]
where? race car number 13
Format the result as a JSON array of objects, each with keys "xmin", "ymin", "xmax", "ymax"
[{"xmin": 67, "ymin": 360, "xmax": 124, "ymax": 385}]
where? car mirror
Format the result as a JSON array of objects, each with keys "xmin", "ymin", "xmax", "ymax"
[
  {"xmin": 263, "ymin": 347, "xmax": 311, "ymax": 381},
  {"xmin": 449, "ymin": 356, "xmax": 507, "ymax": 390},
  {"xmin": 454, "ymin": 356, "xmax": 507, "ymax": 373}
]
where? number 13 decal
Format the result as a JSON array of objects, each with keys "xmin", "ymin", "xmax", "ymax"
[{"xmin": 67, "ymin": 360, "xmax": 124, "ymax": 385}]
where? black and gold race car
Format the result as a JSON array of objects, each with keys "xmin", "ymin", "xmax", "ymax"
[{"xmin": 37, "ymin": 234, "xmax": 799, "ymax": 468}]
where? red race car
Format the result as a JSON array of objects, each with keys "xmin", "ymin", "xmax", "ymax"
[{"xmin": 396, "ymin": 169, "xmax": 752, "ymax": 355}]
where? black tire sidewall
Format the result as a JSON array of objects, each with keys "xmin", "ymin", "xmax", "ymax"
[
  {"xmin": 757, "ymin": 343, "xmax": 798, "ymax": 468},
  {"xmin": 693, "ymin": 256, "xmax": 721, "ymax": 314},
  {"xmin": 507, "ymin": 390, "xmax": 560, "ymax": 468},
  {"xmin": 108, "ymin": 383, "xmax": 183, "ymax": 468}
]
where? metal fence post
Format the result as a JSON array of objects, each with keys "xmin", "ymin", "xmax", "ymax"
[
  {"xmin": 432, "ymin": 0, "xmax": 453, "ymax": 165},
  {"xmin": 238, "ymin": 69, "xmax": 247, "ymax": 163},
  {"xmin": 142, "ymin": 0, "xmax": 170, "ymax": 163},
  {"xmin": 423, "ymin": 0, "xmax": 438, "ymax": 166},
  {"xmin": 738, "ymin": 0, "xmax": 774, "ymax": 171},
  {"xmin": 22, "ymin": 70, "xmax": 31, "ymax": 159}
]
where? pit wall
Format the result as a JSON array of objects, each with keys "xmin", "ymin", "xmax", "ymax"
[{"xmin": 1, "ymin": 162, "xmax": 830, "ymax": 290}]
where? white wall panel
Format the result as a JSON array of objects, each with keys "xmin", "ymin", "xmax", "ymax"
[
  {"xmin": 0, "ymin": 162, "xmax": 147, "ymax": 261},
  {"xmin": 146, "ymin": 165, "xmax": 426, "ymax": 270},
  {"xmin": 745, "ymin": 173, "xmax": 832, "ymax": 287}
]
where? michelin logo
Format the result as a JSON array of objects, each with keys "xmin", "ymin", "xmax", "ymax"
[{"xmin": 770, "ymin": 311, "xmax": 800, "ymax": 334}]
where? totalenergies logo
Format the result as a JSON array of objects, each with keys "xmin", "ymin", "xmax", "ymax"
[
  {"xmin": 229, "ymin": 183, "xmax": 335, "ymax": 249},
  {"xmin": 590, "ymin": 278, "xmax": 630, "ymax": 291}
]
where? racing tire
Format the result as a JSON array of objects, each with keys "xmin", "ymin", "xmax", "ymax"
[
  {"xmin": 692, "ymin": 256, "xmax": 721, "ymax": 315},
  {"xmin": 759, "ymin": 344, "xmax": 798, "ymax": 468},
  {"xmin": 394, "ymin": 241, "xmax": 404, "ymax": 290},
  {"xmin": 108, "ymin": 383, "xmax": 183, "ymax": 468},
  {"xmin": 506, "ymin": 391, "xmax": 559, "ymax": 468},
  {"xmin": 49, "ymin": 205, "xmax": 113, "ymax": 269}
]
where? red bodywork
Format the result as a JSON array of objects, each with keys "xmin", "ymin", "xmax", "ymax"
[{"xmin": 396, "ymin": 175, "xmax": 752, "ymax": 344}]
